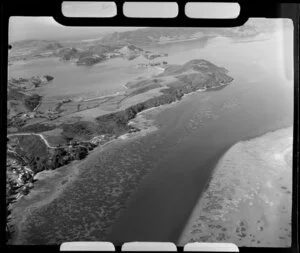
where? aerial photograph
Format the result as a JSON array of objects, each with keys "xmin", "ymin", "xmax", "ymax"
[{"xmin": 6, "ymin": 10, "xmax": 293, "ymax": 247}]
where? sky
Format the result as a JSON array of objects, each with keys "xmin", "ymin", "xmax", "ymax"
[
  {"xmin": 9, "ymin": 2, "xmax": 240, "ymax": 42},
  {"xmin": 9, "ymin": 17, "xmax": 138, "ymax": 42},
  {"xmin": 9, "ymin": 2, "xmax": 134, "ymax": 42}
]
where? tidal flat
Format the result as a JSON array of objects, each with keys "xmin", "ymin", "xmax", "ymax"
[{"xmin": 178, "ymin": 127, "xmax": 293, "ymax": 247}]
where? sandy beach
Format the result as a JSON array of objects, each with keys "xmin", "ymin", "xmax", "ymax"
[{"xmin": 178, "ymin": 127, "xmax": 293, "ymax": 247}]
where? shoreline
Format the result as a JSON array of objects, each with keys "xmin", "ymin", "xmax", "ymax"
[
  {"xmin": 8, "ymin": 107, "xmax": 292, "ymax": 245},
  {"xmin": 127, "ymin": 83, "xmax": 211, "ymax": 118},
  {"xmin": 7, "ymin": 58, "xmax": 234, "ymax": 243},
  {"xmin": 7, "ymin": 75, "xmax": 215, "ymax": 215},
  {"xmin": 8, "ymin": 139, "xmax": 117, "ymax": 244},
  {"xmin": 8, "ymin": 112, "xmax": 159, "ymax": 245},
  {"xmin": 7, "ymin": 132, "xmax": 114, "ymax": 244},
  {"xmin": 9, "ymin": 159, "xmax": 82, "ymax": 245},
  {"xmin": 7, "ymin": 79, "xmax": 229, "ymax": 243}
]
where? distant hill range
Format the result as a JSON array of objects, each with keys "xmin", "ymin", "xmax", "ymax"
[
  {"xmin": 77, "ymin": 19, "xmax": 285, "ymax": 47},
  {"xmin": 8, "ymin": 19, "xmax": 286, "ymax": 65},
  {"xmin": 9, "ymin": 40, "xmax": 166, "ymax": 65}
]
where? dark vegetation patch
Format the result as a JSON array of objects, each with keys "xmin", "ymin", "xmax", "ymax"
[
  {"xmin": 95, "ymin": 112, "xmax": 134, "ymax": 135},
  {"xmin": 76, "ymin": 55, "xmax": 106, "ymax": 66},
  {"xmin": 199, "ymin": 235, "xmax": 210, "ymax": 242},
  {"xmin": 128, "ymin": 83, "xmax": 162, "ymax": 96},
  {"xmin": 61, "ymin": 121, "xmax": 99, "ymax": 141},
  {"xmin": 191, "ymin": 229, "xmax": 203, "ymax": 234},
  {"xmin": 14, "ymin": 135, "xmax": 50, "ymax": 174},
  {"xmin": 126, "ymin": 78, "xmax": 162, "ymax": 89},
  {"xmin": 17, "ymin": 135, "xmax": 48, "ymax": 155},
  {"xmin": 10, "ymin": 134, "xmax": 93, "ymax": 174},
  {"xmin": 18, "ymin": 123, "xmax": 57, "ymax": 133},
  {"xmin": 56, "ymin": 47, "xmax": 80, "ymax": 61},
  {"xmin": 7, "ymin": 87, "xmax": 25, "ymax": 101},
  {"xmin": 216, "ymin": 233, "xmax": 226, "ymax": 241},
  {"xmin": 61, "ymin": 179, "xmax": 68, "ymax": 185},
  {"xmin": 24, "ymin": 94, "xmax": 42, "ymax": 111},
  {"xmin": 7, "ymin": 116, "xmax": 26, "ymax": 128},
  {"xmin": 43, "ymin": 42, "xmax": 63, "ymax": 51}
]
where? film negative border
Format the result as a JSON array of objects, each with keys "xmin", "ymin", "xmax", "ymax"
[{"xmin": 1, "ymin": 0, "xmax": 299, "ymax": 253}]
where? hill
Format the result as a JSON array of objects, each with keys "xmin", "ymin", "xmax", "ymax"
[
  {"xmin": 90, "ymin": 59, "xmax": 233, "ymax": 137},
  {"xmin": 8, "ymin": 19, "xmax": 283, "ymax": 64},
  {"xmin": 7, "ymin": 75, "xmax": 54, "ymax": 127}
]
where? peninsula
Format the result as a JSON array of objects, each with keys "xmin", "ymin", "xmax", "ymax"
[{"xmin": 6, "ymin": 58, "xmax": 233, "ymax": 241}]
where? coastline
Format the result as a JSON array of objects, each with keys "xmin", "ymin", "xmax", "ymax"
[
  {"xmin": 8, "ymin": 138, "xmax": 117, "ymax": 244},
  {"xmin": 178, "ymin": 126, "xmax": 293, "ymax": 247},
  {"xmin": 7, "ymin": 58, "xmax": 234, "ymax": 244},
  {"xmin": 6, "ymin": 22, "xmax": 294, "ymax": 245},
  {"xmin": 8, "ymin": 111, "xmax": 159, "ymax": 245},
  {"xmin": 7, "ymin": 79, "xmax": 227, "ymax": 239},
  {"xmin": 9, "ymin": 159, "xmax": 82, "ymax": 244},
  {"xmin": 126, "ymin": 83, "xmax": 211, "ymax": 118}
]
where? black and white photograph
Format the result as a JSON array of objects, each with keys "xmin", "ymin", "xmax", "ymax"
[{"xmin": 6, "ymin": 3, "xmax": 294, "ymax": 247}]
